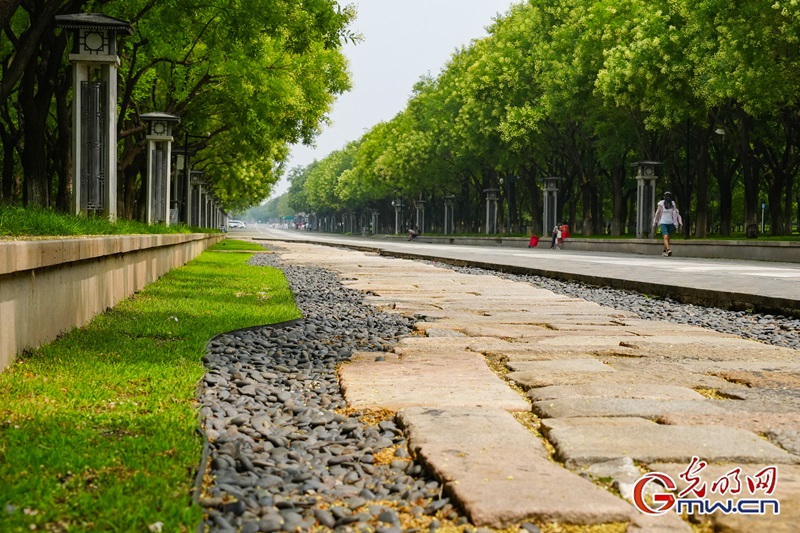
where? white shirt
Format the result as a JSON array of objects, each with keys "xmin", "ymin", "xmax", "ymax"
[{"xmin": 653, "ymin": 200, "xmax": 682, "ymax": 227}]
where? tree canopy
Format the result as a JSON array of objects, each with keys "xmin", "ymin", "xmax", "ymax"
[
  {"xmin": 0, "ymin": 0, "xmax": 356, "ymax": 217},
  {"xmin": 286, "ymin": 0, "xmax": 800, "ymax": 238}
]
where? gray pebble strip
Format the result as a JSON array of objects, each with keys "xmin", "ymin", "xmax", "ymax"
[
  {"xmin": 436, "ymin": 262, "xmax": 800, "ymax": 350},
  {"xmin": 197, "ymin": 245, "xmax": 797, "ymax": 532},
  {"xmin": 197, "ymin": 251, "xmax": 484, "ymax": 533}
]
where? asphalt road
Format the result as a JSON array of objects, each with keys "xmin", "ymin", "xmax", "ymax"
[{"xmin": 231, "ymin": 226, "xmax": 800, "ymax": 316}]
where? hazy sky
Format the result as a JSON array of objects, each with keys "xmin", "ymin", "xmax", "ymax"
[{"xmin": 272, "ymin": 0, "xmax": 519, "ymax": 197}]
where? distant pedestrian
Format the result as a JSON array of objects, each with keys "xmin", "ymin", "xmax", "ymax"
[
  {"xmin": 559, "ymin": 223, "xmax": 570, "ymax": 242},
  {"xmin": 653, "ymin": 191, "xmax": 682, "ymax": 256},
  {"xmin": 550, "ymin": 224, "xmax": 560, "ymax": 249}
]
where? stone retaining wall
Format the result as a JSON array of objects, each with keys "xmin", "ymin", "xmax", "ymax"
[{"xmin": 0, "ymin": 233, "xmax": 224, "ymax": 372}]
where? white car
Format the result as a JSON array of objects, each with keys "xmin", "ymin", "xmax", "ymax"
[{"xmin": 228, "ymin": 220, "xmax": 246, "ymax": 229}]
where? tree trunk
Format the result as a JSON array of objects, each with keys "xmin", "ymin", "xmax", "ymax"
[
  {"xmin": 20, "ymin": 62, "xmax": 50, "ymax": 208},
  {"xmin": 718, "ymin": 174, "xmax": 734, "ymax": 236},
  {"xmin": 694, "ymin": 127, "xmax": 712, "ymax": 238},
  {"xmin": 784, "ymin": 173, "xmax": 795, "ymax": 235},
  {"xmin": 522, "ymin": 164, "xmax": 541, "ymax": 235},
  {"xmin": 55, "ymin": 69, "xmax": 72, "ymax": 212},
  {"xmin": 0, "ymin": 0, "xmax": 23, "ymax": 31},
  {"xmin": 580, "ymin": 179, "xmax": 593, "ymax": 236},
  {"xmin": 766, "ymin": 172, "xmax": 785, "ymax": 236},
  {"xmin": 508, "ymin": 176, "xmax": 518, "ymax": 233},
  {"xmin": 609, "ymin": 164, "xmax": 625, "ymax": 236},
  {"xmin": 739, "ymin": 114, "xmax": 760, "ymax": 229},
  {"xmin": 0, "ymin": 0, "xmax": 64, "ymax": 104},
  {"xmin": 120, "ymin": 138, "xmax": 146, "ymax": 219},
  {"xmin": 0, "ymin": 124, "xmax": 21, "ymax": 203},
  {"xmin": 625, "ymin": 190, "xmax": 636, "ymax": 235},
  {"xmin": 18, "ymin": 19, "xmax": 66, "ymax": 209}
]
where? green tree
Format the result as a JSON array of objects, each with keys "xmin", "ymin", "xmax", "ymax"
[{"xmin": 1, "ymin": 0, "xmax": 356, "ymax": 216}]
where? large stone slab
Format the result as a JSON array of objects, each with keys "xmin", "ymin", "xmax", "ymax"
[
  {"xmin": 686, "ymin": 361, "xmax": 800, "ymax": 372},
  {"xmin": 508, "ymin": 369, "xmax": 732, "ymax": 390},
  {"xmin": 508, "ymin": 358, "xmax": 614, "ymax": 373},
  {"xmin": 399, "ymin": 406, "xmax": 634, "ymax": 527},
  {"xmin": 648, "ymin": 463, "xmax": 800, "ymax": 533},
  {"xmin": 389, "ymin": 336, "xmax": 506, "ymax": 356},
  {"xmin": 658, "ymin": 413, "xmax": 800, "ymax": 456},
  {"xmin": 503, "ymin": 336, "xmax": 798, "ymax": 365},
  {"xmin": 603, "ymin": 338, "xmax": 800, "ymax": 363},
  {"xmin": 710, "ymin": 369, "xmax": 800, "ymax": 389},
  {"xmin": 613, "ymin": 318, "xmax": 741, "ymax": 337},
  {"xmin": 532, "ymin": 397, "xmax": 728, "ymax": 419},
  {"xmin": 543, "ymin": 418, "xmax": 798, "ymax": 468},
  {"xmin": 528, "ymin": 384, "xmax": 705, "ymax": 401},
  {"xmin": 658, "ymin": 412, "xmax": 800, "ymax": 434},
  {"xmin": 339, "ymin": 350, "xmax": 529, "ymax": 412}
]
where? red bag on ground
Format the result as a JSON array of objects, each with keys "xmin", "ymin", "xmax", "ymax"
[{"xmin": 528, "ymin": 235, "xmax": 540, "ymax": 248}]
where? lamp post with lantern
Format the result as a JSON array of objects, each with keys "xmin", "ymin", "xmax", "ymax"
[
  {"xmin": 189, "ymin": 170, "xmax": 205, "ymax": 227},
  {"xmin": 539, "ymin": 176, "xmax": 563, "ymax": 235},
  {"xmin": 498, "ymin": 176, "xmax": 519, "ymax": 234},
  {"xmin": 392, "ymin": 195, "xmax": 404, "ymax": 235},
  {"xmin": 443, "ymin": 195, "xmax": 455, "ymax": 235},
  {"xmin": 180, "ymin": 131, "xmax": 210, "ymax": 225},
  {"xmin": 370, "ymin": 209, "xmax": 379, "ymax": 235},
  {"xmin": 139, "ymin": 112, "xmax": 179, "ymax": 225},
  {"xmin": 414, "ymin": 199, "xmax": 426, "ymax": 234},
  {"xmin": 633, "ymin": 161, "xmax": 663, "ymax": 238},
  {"xmin": 55, "ymin": 13, "xmax": 133, "ymax": 220},
  {"xmin": 484, "ymin": 188, "xmax": 499, "ymax": 234}
]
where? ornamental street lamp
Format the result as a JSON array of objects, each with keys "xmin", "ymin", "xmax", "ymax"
[
  {"xmin": 392, "ymin": 195, "xmax": 404, "ymax": 235},
  {"xmin": 539, "ymin": 176, "xmax": 563, "ymax": 235},
  {"xmin": 174, "ymin": 147, "xmax": 196, "ymax": 224},
  {"xmin": 180, "ymin": 131, "xmax": 210, "ymax": 224},
  {"xmin": 443, "ymin": 195, "xmax": 455, "ymax": 235},
  {"xmin": 370, "ymin": 209, "xmax": 379, "ymax": 235},
  {"xmin": 189, "ymin": 170, "xmax": 205, "ymax": 227},
  {"xmin": 140, "ymin": 112, "xmax": 180, "ymax": 225},
  {"xmin": 414, "ymin": 199, "xmax": 426, "ymax": 234},
  {"xmin": 632, "ymin": 161, "xmax": 663, "ymax": 238},
  {"xmin": 484, "ymin": 188, "xmax": 499, "ymax": 234},
  {"xmin": 55, "ymin": 13, "xmax": 133, "ymax": 221}
]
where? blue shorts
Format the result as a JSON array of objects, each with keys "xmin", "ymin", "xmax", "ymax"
[{"xmin": 660, "ymin": 223, "xmax": 676, "ymax": 236}]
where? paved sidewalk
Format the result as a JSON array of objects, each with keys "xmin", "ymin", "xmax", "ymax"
[
  {"xmin": 251, "ymin": 228, "xmax": 800, "ymax": 317},
  {"xmin": 271, "ymin": 241, "xmax": 800, "ymax": 532}
]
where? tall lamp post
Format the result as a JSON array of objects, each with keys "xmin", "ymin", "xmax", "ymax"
[
  {"xmin": 174, "ymin": 147, "xmax": 196, "ymax": 224},
  {"xmin": 444, "ymin": 195, "xmax": 455, "ymax": 235},
  {"xmin": 140, "ymin": 112, "xmax": 179, "ymax": 225},
  {"xmin": 392, "ymin": 195, "xmax": 404, "ymax": 235},
  {"xmin": 55, "ymin": 13, "xmax": 133, "ymax": 220},
  {"xmin": 189, "ymin": 170, "xmax": 205, "ymax": 227},
  {"xmin": 370, "ymin": 209, "xmax": 379, "ymax": 235},
  {"xmin": 632, "ymin": 161, "xmax": 663, "ymax": 238},
  {"xmin": 181, "ymin": 131, "xmax": 210, "ymax": 225},
  {"xmin": 484, "ymin": 188, "xmax": 499, "ymax": 234},
  {"xmin": 540, "ymin": 176, "xmax": 563, "ymax": 235},
  {"xmin": 414, "ymin": 198, "xmax": 426, "ymax": 234}
]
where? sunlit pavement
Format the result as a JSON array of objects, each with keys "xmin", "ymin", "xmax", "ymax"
[{"xmin": 231, "ymin": 226, "xmax": 800, "ymax": 314}]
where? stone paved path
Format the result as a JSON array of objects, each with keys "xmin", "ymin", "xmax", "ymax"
[{"xmin": 272, "ymin": 241, "xmax": 800, "ymax": 532}]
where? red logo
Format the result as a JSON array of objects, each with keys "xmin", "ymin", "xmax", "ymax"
[
  {"xmin": 633, "ymin": 472, "xmax": 677, "ymax": 515},
  {"xmin": 632, "ymin": 458, "xmax": 780, "ymax": 516}
]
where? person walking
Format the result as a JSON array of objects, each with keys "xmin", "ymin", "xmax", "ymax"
[
  {"xmin": 551, "ymin": 223, "xmax": 562, "ymax": 249},
  {"xmin": 652, "ymin": 191, "xmax": 682, "ymax": 256}
]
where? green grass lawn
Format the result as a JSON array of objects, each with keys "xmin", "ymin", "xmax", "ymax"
[
  {"xmin": 0, "ymin": 240, "xmax": 300, "ymax": 532},
  {"xmin": 0, "ymin": 205, "xmax": 217, "ymax": 237}
]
